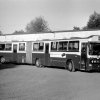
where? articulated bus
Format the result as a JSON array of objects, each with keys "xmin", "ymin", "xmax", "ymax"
[{"xmin": 1, "ymin": 30, "xmax": 100, "ymax": 71}]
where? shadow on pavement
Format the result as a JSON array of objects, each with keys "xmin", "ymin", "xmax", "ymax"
[
  {"xmin": 0, "ymin": 63, "xmax": 18, "ymax": 70},
  {"xmin": 47, "ymin": 66, "xmax": 67, "ymax": 70},
  {"xmin": 47, "ymin": 66, "xmax": 100, "ymax": 73}
]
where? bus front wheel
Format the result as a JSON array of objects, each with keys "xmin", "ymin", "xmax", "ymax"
[{"xmin": 67, "ymin": 61, "xmax": 75, "ymax": 72}]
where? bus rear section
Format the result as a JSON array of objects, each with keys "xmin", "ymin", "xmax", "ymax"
[
  {"xmin": 0, "ymin": 43, "xmax": 13, "ymax": 63},
  {"xmin": 0, "ymin": 42, "xmax": 26, "ymax": 64}
]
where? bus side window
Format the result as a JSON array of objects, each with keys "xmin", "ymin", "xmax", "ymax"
[
  {"xmin": 33, "ymin": 42, "xmax": 44, "ymax": 51},
  {"xmin": 19, "ymin": 43, "xmax": 25, "ymax": 51},
  {"xmin": 58, "ymin": 41, "xmax": 68, "ymax": 51},
  {"xmin": 68, "ymin": 41, "xmax": 79, "ymax": 51},
  {"xmin": 51, "ymin": 42, "xmax": 58, "ymax": 51},
  {"xmin": 0, "ymin": 44, "xmax": 5, "ymax": 51},
  {"xmin": 39, "ymin": 42, "xmax": 44, "ymax": 51},
  {"xmin": 5, "ymin": 44, "xmax": 12, "ymax": 51},
  {"xmin": 0, "ymin": 43, "xmax": 12, "ymax": 51},
  {"xmin": 33, "ymin": 43, "xmax": 39, "ymax": 51}
]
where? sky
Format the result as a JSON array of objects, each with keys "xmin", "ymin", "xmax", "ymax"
[{"xmin": 0, "ymin": 0, "xmax": 100, "ymax": 34}]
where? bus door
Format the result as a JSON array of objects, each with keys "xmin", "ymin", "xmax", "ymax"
[
  {"xmin": 13, "ymin": 44, "xmax": 18, "ymax": 63},
  {"xmin": 45, "ymin": 43, "xmax": 50, "ymax": 66},
  {"xmin": 80, "ymin": 43, "xmax": 87, "ymax": 70}
]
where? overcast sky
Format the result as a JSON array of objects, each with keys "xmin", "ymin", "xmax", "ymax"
[{"xmin": 0, "ymin": 0, "xmax": 100, "ymax": 34}]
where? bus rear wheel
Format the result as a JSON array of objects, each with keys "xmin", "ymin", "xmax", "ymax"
[
  {"xmin": 35, "ymin": 59, "xmax": 42, "ymax": 68},
  {"xmin": 0, "ymin": 57, "xmax": 5, "ymax": 64},
  {"xmin": 67, "ymin": 61, "xmax": 75, "ymax": 72}
]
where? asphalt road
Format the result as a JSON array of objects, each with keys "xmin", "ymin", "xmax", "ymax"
[{"xmin": 0, "ymin": 64, "xmax": 100, "ymax": 100}]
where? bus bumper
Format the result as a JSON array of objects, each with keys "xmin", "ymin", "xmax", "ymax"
[{"xmin": 88, "ymin": 64, "xmax": 100, "ymax": 71}]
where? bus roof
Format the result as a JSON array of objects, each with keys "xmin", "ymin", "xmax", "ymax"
[{"xmin": 0, "ymin": 30, "xmax": 100, "ymax": 42}]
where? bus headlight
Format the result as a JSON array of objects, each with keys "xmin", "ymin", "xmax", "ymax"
[
  {"xmin": 94, "ymin": 60, "xmax": 96, "ymax": 63},
  {"xmin": 90, "ymin": 59, "xmax": 100, "ymax": 64},
  {"xmin": 91, "ymin": 60, "xmax": 93, "ymax": 63},
  {"xmin": 89, "ymin": 64, "xmax": 92, "ymax": 66}
]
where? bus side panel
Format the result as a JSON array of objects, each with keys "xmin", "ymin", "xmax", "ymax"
[
  {"xmin": 0, "ymin": 53, "xmax": 13, "ymax": 62},
  {"xmin": 44, "ymin": 53, "xmax": 51, "ymax": 66},
  {"xmin": 66, "ymin": 54, "xmax": 81, "ymax": 70},
  {"xmin": 50, "ymin": 57, "xmax": 66, "ymax": 67},
  {"xmin": 17, "ymin": 53, "xmax": 26, "ymax": 63},
  {"xmin": 32, "ymin": 53, "xmax": 45, "ymax": 65}
]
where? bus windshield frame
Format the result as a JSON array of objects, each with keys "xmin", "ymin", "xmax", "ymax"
[{"xmin": 88, "ymin": 42, "xmax": 100, "ymax": 55}]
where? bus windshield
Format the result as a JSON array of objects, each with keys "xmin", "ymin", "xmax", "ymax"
[{"xmin": 89, "ymin": 43, "xmax": 100, "ymax": 55}]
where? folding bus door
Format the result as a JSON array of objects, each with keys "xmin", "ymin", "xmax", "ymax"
[
  {"xmin": 81, "ymin": 43, "xmax": 87, "ymax": 70},
  {"xmin": 13, "ymin": 44, "xmax": 18, "ymax": 63},
  {"xmin": 45, "ymin": 43, "xmax": 50, "ymax": 66}
]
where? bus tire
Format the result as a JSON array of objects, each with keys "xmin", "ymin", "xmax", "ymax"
[
  {"xmin": 35, "ymin": 59, "xmax": 42, "ymax": 68},
  {"xmin": 67, "ymin": 61, "xmax": 75, "ymax": 72},
  {"xmin": 0, "ymin": 57, "xmax": 5, "ymax": 64}
]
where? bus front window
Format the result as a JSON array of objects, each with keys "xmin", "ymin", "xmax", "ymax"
[{"xmin": 89, "ymin": 43, "xmax": 100, "ymax": 55}]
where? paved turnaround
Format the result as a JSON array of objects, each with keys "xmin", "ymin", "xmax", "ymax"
[{"xmin": 0, "ymin": 64, "xmax": 100, "ymax": 100}]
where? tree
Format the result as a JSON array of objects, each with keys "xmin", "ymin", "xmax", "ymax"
[
  {"xmin": 87, "ymin": 11, "xmax": 100, "ymax": 29},
  {"xmin": 82, "ymin": 26, "xmax": 88, "ymax": 30},
  {"xmin": 12, "ymin": 30, "xmax": 25, "ymax": 34},
  {"xmin": 26, "ymin": 16, "xmax": 50, "ymax": 33},
  {"xmin": 73, "ymin": 26, "xmax": 80, "ymax": 31}
]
